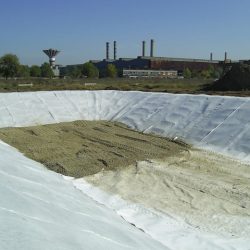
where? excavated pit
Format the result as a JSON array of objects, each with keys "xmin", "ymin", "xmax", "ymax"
[{"xmin": 1, "ymin": 119, "xmax": 250, "ymax": 238}]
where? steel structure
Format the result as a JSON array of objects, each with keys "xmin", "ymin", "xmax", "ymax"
[{"xmin": 43, "ymin": 49, "xmax": 60, "ymax": 67}]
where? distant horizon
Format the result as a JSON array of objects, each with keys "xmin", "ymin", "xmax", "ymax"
[{"xmin": 1, "ymin": 0, "xmax": 250, "ymax": 66}]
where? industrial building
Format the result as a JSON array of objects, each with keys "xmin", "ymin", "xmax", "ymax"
[
  {"xmin": 59, "ymin": 39, "xmax": 232, "ymax": 78},
  {"xmin": 90, "ymin": 40, "xmax": 227, "ymax": 77},
  {"xmin": 123, "ymin": 69, "xmax": 178, "ymax": 78}
]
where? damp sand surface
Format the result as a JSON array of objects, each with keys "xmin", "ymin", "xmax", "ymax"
[{"xmin": 0, "ymin": 120, "xmax": 188, "ymax": 177}]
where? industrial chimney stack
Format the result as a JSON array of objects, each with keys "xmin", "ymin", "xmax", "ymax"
[
  {"xmin": 113, "ymin": 41, "xmax": 117, "ymax": 60},
  {"xmin": 142, "ymin": 41, "xmax": 146, "ymax": 57},
  {"xmin": 106, "ymin": 42, "xmax": 110, "ymax": 60},
  {"xmin": 224, "ymin": 51, "xmax": 227, "ymax": 61},
  {"xmin": 210, "ymin": 52, "xmax": 213, "ymax": 61},
  {"xmin": 150, "ymin": 39, "xmax": 154, "ymax": 57}
]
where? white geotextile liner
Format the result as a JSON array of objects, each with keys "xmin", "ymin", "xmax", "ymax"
[
  {"xmin": 0, "ymin": 90, "xmax": 250, "ymax": 161},
  {"xmin": 1, "ymin": 90, "xmax": 250, "ymax": 250},
  {"xmin": 0, "ymin": 141, "xmax": 167, "ymax": 250}
]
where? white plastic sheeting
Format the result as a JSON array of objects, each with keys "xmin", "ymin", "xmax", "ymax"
[
  {"xmin": 1, "ymin": 90, "xmax": 250, "ymax": 250},
  {"xmin": 0, "ymin": 91, "xmax": 250, "ymax": 161},
  {"xmin": 0, "ymin": 141, "xmax": 167, "ymax": 250}
]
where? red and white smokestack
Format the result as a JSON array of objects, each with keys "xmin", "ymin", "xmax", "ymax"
[{"xmin": 150, "ymin": 39, "xmax": 154, "ymax": 57}]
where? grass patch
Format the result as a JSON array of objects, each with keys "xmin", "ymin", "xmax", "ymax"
[{"xmin": 0, "ymin": 78, "xmax": 210, "ymax": 93}]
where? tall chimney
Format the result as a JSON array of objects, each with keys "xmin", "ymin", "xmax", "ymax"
[
  {"xmin": 224, "ymin": 51, "xmax": 227, "ymax": 61},
  {"xmin": 210, "ymin": 52, "xmax": 213, "ymax": 61},
  {"xmin": 150, "ymin": 39, "xmax": 154, "ymax": 57},
  {"xmin": 113, "ymin": 41, "xmax": 117, "ymax": 60},
  {"xmin": 142, "ymin": 41, "xmax": 146, "ymax": 57},
  {"xmin": 106, "ymin": 42, "xmax": 109, "ymax": 60}
]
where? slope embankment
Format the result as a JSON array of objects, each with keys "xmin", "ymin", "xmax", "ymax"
[{"xmin": 0, "ymin": 90, "xmax": 250, "ymax": 161}]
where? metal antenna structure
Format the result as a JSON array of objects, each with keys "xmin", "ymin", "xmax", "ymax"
[{"xmin": 43, "ymin": 49, "xmax": 60, "ymax": 67}]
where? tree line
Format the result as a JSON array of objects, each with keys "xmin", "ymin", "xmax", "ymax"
[
  {"xmin": 64, "ymin": 63, "xmax": 117, "ymax": 78},
  {"xmin": 183, "ymin": 65, "xmax": 223, "ymax": 79},
  {"xmin": 0, "ymin": 53, "xmax": 118, "ymax": 79},
  {"xmin": 0, "ymin": 54, "xmax": 54, "ymax": 79}
]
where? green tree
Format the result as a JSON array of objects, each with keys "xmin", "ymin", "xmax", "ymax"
[
  {"xmin": 191, "ymin": 69, "xmax": 200, "ymax": 78},
  {"xmin": 183, "ymin": 67, "xmax": 192, "ymax": 79},
  {"xmin": 201, "ymin": 65, "xmax": 222, "ymax": 79},
  {"xmin": 69, "ymin": 66, "xmax": 82, "ymax": 78},
  {"xmin": 105, "ymin": 64, "xmax": 117, "ymax": 78},
  {"xmin": 81, "ymin": 62, "xmax": 99, "ymax": 78},
  {"xmin": 40, "ymin": 63, "xmax": 54, "ymax": 78},
  {"xmin": 208, "ymin": 65, "xmax": 215, "ymax": 75},
  {"xmin": 30, "ymin": 65, "xmax": 41, "ymax": 77},
  {"xmin": 201, "ymin": 69, "xmax": 211, "ymax": 79},
  {"xmin": 17, "ymin": 65, "xmax": 30, "ymax": 78},
  {"xmin": 0, "ymin": 54, "xmax": 20, "ymax": 79},
  {"xmin": 212, "ymin": 67, "xmax": 223, "ymax": 79}
]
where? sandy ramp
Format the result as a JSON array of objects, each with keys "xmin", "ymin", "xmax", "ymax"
[{"xmin": 74, "ymin": 148, "xmax": 250, "ymax": 249}]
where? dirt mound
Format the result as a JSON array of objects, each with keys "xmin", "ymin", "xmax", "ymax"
[
  {"xmin": 0, "ymin": 121, "xmax": 188, "ymax": 177},
  {"xmin": 206, "ymin": 63, "xmax": 250, "ymax": 91}
]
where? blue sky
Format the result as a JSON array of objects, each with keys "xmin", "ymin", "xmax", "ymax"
[{"xmin": 1, "ymin": 0, "xmax": 250, "ymax": 65}]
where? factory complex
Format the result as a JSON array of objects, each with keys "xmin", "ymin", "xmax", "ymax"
[{"xmin": 46, "ymin": 39, "xmax": 238, "ymax": 78}]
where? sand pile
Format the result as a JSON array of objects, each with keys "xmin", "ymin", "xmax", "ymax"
[
  {"xmin": 0, "ymin": 120, "xmax": 187, "ymax": 177},
  {"xmin": 82, "ymin": 149, "xmax": 250, "ymax": 237}
]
